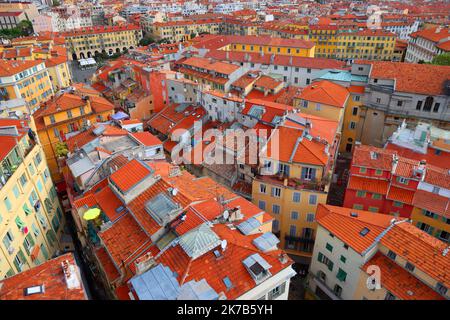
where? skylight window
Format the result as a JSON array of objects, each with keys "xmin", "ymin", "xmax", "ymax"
[
  {"xmin": 24, "ymin": 285, "xmax": 45, "ymax": 296},
  {"xmin": 223, "ymin": 277, "xmax": 233, "ymax": 290},
  {"xmin": 359, "ymin": 227, "xmax": 370, "ymax": 236}
]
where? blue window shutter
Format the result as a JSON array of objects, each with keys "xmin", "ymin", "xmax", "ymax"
[{"xmin": 301, "ymin": 167, "xmax": 307, "ymax": 179}]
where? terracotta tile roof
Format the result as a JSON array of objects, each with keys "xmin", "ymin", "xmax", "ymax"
[
  {"xmin": 254, "ymin": 75, "xmax": 283, "ymax": 90},
  {"xmin": 315, "ymin": 204, "xmax": 397, "ymax": 254},
  {"xmin": 0, "ymin": 119, "xmax": 28, "ymax": 161},
  {"xmin": 94, "ymin": 186, "xmax": 126, "ymax": 222},
  {"xmin": 147, "ymin": 104, "xmax": 194, "ymax": 135},
  {"xmin": 130, "ymin": 132, "xmax": 162, "ymax": 147},
  {"xmin": 362, "ymin": 252, "xmax": 445, "ymax": 300},
  {"xmin": 156, "ymin": 223, "xmax": 293, "ymax": 300},
  {"xmin": 95, "ymin": 247, "xmax": 121, "ymax": 283},
  {"xmin": 352, "ymin": 145, "xmax": 395, "ymax": 171},
  {"xmin": 424, "ymin": 165, "xmax": 450, "ymax": 189},
  {"xmin": 363, "ymin": 61, "xmax": 450, "ymax": 96},
  {"xmin": 393, "ymin": 157, "xmax": 420, "ymax": 178},
  {"xmin": 231, "ymin": 72, "xmax": 258, "ymax": 89},
  {"xmin": 109, "ymin": 159, "xmax": 153, "ymax": 193},
  {"xmin": 98, "ymin": 213, "xmax": 151, "ymax": 269},
  {"xmin": 36, "ymin": 93, "xmax": 86, "ymax": 117},
  {"xmin": 410, "ymin": 26, "xmax": 450, "ymax": 43},
  {"xmin": 0, "ymin": 253, "xmax": 87, "ymax": 300},
  {"xmin": 127, "ymin": 178, "xmax": 191, "ymax": 236},
  {"xmin": 0, "ymin": 59, "xmax": 42, "ymax": 77},
  {"xmin": 298, "ymin": 80, "xmax": 349, "ymax": 108},
  {"xmin": 58, "ymin": 24, "xmax": 141, "ymax": 37},
  {"xmin": 265, "ymin": 125, "xmax": 330, "ymax": 166},
  {"xmin": 242, "ymin": 98, "xmax": 293, "ymax": 124},
  {"xmin": 181, "ymin": 56, "xmax": 240, "ymax": 75},
  {"xmin": 89, "ymin": 95, "xmax": 114, "ymax": 113},
  {"xmin": 348, "ymin": 176, "xmax": 390, "ymax": 195},
  {"xmin": 412, "ymin": 190, "xmax": 450, "ymax": 218},
  {"xmin": 386, "ymin": 142, "xmax": 450, "ymax": 169},
  {"xmin": 386, "ymin": 186, "xmax": 415, "ymax": 205},
  {"xmin": 380, "ymin": 222, "xmax": 450, "ymax": 288},
  {"xmin": 205, "ymin": 50, "xmax": 347, "ymax": 70},
  {"xmin": 73, "ymin": 193, "xmax": 97, "ymax": 210}
]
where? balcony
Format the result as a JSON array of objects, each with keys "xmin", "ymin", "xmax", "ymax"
[
  {"xmin": 0, "ymin": 139, "xmax": 36, "ymax": 190},
  {"xmin": 284, "ymin": 235, "xmax": 315, "ymax": 253},
  {"xmin": 256, "ymin": 174, "xmax": 329, "ymax": 192}
]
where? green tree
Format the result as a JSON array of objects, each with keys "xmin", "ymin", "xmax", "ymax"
[
  {"xmin": 430, "ymin": 53, "xmax": 450, "ymax": 66},
  {"xmin": 139, "ymin": 36, "xmax": 154, "ymax": 46},
  {"xmin": 52, "ymin": 0, "xmax": 61, "ymax": 7},
  {"xmin": 55, "ymin": 142, "xmax": 69, "ymax": 158}
]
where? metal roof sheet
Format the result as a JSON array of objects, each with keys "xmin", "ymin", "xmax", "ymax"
[
  {"xmin": 252, "ymin": 232, "xmax": 280, "ymax": 252},
  {"xmin": 179, "ymin": 223, "xmax": 221, "ymax": 259},
  {"xmin": 236, "ymin": 217, "xmax": 261, "ymax": 235}
]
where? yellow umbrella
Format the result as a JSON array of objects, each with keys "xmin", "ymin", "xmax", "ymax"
[{"xmin": 83, "ymin": 208, "xmax": 101, "ymax": 220}]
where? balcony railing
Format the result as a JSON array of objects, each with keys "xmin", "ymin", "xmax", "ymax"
[{"xmin": 284, "ymin": 235, "xmax": 315, "ymax": 253}]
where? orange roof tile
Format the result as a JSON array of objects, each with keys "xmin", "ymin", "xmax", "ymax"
[
  {"xmin": 380, "ymin": 222, "xmax": 450, "ymax": 288},
  {"xmin": 352, "ymin": 145, "xmax": 395, "ymax": 171},
  {"xmin": 298, "ymin": 80, "xmax": 349, "ymax": 108},
  {"xmin": 348, "ymin": 176, "xmax": 390, "ymax": 195},
  {"xmin": 130, "ymin": 132, "xmax": 162, "ymax": 147},
  {"xmin": 109, "ymin": 159, "xmax": 153, "ymax": 193},
  {"xmin": 412, "ymin": 190, "xmax": 450, "ymax": 218},
  {"xmin": 362, "ymin": 252, "xmax": 445, "ymax": 300},
  {"xmin": 0, "ymin": 253, "xmax": 87, "ymax": 300},
  {"xmin": 386, "ymin": 186, "xmax": 415, "ymax": 205},
  {"xmin": 95, "ymin": 247, "xmax": 121, "ymax": 283},
  {"xmin": 99, "ymin": 213, "xmax": 151, "ymax": 269},
  {"xmin": 315, "ymin": 204, "xmax": 397, "ymax": 254}
]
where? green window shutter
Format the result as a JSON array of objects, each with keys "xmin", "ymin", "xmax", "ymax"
[
  {"xmin": 326, "ymin": 243, "xmax": 333, "ymax": 252},
  {"xmin": 6, "ymin": 268, "xmax": 15, "ymax": 278},
  {"xmin": 40, "ymin": 244, "xmax": 49, "ymax": 260},
  {"xmin": 32, "ymin": 223, "xmax": 40, "ymax": 237},
  {"xmin": 318, "ymin": 252, "xmax": 323, "ymax": 262},
  {"xmin": 337, "ymin": 268, "xmax": 347, "ymax": 282},
  {"xmin": 26, "ymin": 233, "xmax": 35, "ymax": 247},
  {"xmin": 13, "ymin": 258, "xmax": 21, "ymax": 272},
  {"xmin": 23, "ymin": 203, "xmax": 32, "ymax": 216},
  {"xmin": 44, "ymin": 198, "xmax": 53, "ymax": 213},
  {"xmin": 23, "ymin": 240, "xmax": 31, "ymax": 256},
  {"xmin": 427, "ymin": 227, "xmax": 434, "ymax": 235},
  {"xmin": 340, "ymin": 255, "xmax": 346, "ymax": 263},
  {"xmin": 18, "ymin": 249, "xmax": 26, "ymax": 263},
  {"xmin": 328, "ymin": 261, "xmax": 334, "ymax": 271},
  {"xmin": 46, "ymin": 230, "xmax": 54, "ymax": 245},
  {"xmin": 15, "ymin": 216, "xmax": 26, "ymax": 230}
]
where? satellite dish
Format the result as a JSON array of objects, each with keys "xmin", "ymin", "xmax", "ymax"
[
  {"xmin": 223, "ymin": 210, "xmax": 229, "ymax": 220},
  {"xmin": 221, "ymin": 240, "xmax": 227, "ymax": 252}
]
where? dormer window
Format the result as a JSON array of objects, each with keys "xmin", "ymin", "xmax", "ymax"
[{"xmin": 243, "ymin": 254, "xmax": 272, "ymax": 284}]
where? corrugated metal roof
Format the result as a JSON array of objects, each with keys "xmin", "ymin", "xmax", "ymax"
[
  {"xmin": 177, "ymin": 279, "xmax": 219, "ymax": 300},
  {"xmin": 252, "ymin": 232, "xmax": 280, "ymax": 252},
  {"xmin": 179, "ymin": 223, "xmax": 221, "ymax": 259},
  {"xmin": 236, "ymin": 217, "xmax": 261, "ymax": 235},
  {"xmin": 129, "ymin": 264, "xmax": 180, "ymax": 300}
]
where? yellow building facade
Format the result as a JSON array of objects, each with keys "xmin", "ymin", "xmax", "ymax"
[
  {"xmin": 410, "ymin": 207, "xmax": 449, "ymax": 244},
  {"xmin": 308, "ymin": 26, "xmax": 339, "ymax": 59},
  {"xmin": 336, "ymin": 30, "xmax": 397, "ymax": 61},
  {"xmin": 0, "ymin": 119, "xmax": 63, "ymax": 279},
  {"xmin": 33, "ymin": 91, "xmax": 114, "ymax": 182},
  {"xmin": 61, "ymin": 25, "xmax": 143, "ymax": 60},
  {"xmin": 340, "ymin": 87, "xmax": 364, "ymax": 153},
  {"xmin": 152, "ymin": 20, "xmax": 221, "ymax": 43},
  {"xmin": 0, "ymin": 60, "xmax": 54, "ymax": 114},
  {"xmin": 225, "ymin": 39, "xmax": 315, "ymax": 58}
]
